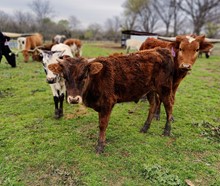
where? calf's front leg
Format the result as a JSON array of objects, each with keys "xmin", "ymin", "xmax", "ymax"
[
  {"xmin": 54, "ymin": 96, "xmax": 60, "ymax": 119},
  {"xmin": 162, "ymin": 95, "xmax": 174, "ymax": 136},
  {"xmin": 96, "ymin": 110, "xmax": 112, "ymax": 154},
  {"xmin": 58, "ymin": 93, "xmax": 64, "ymax": 118}
]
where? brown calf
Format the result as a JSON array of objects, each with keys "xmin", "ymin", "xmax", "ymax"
[
  {"xmin": 22, "ymin": 33, "xmax": 43, "ymax": 62},
  {"xmin": 64, "ymin": 39, "xmax": 82, "ymax": 57},
  {"xmin": 29, "ymin": 42, "xmax": 55, "ymax": 62},
  {"xmin": 48, "ymin": 48, "xmax": 174, "ymax": 153},
  {"xmin": 28, "ymin": 38, "xmax": 82, "ymax": 62},
  {"xmin": 140, "ymin": 35, "xmax": 214, "ymax": 120}
]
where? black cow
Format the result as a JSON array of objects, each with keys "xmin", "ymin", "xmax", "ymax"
[{"xmin": 0, "ymin": 32, "xmax": 16, "ymax": 67}]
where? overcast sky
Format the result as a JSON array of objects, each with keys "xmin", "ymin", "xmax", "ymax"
[{"xmin": 1, "ymin": 0, "xmax": 125, "ymax": 28}]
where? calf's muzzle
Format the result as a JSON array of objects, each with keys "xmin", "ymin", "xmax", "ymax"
[
  {"xmin": 179, "ymin": 63, "xmax": 192, "ymax": 70},
  {"xmin": 46, "ymin": 77, "xmax": 56, "ymax": 84},
  {"xmin": 67, "ymin": 96, "xmax": 82, "ymax": 104}
]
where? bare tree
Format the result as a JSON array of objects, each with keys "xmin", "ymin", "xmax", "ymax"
[
  {"xmin": 13, "ymin": 11, "xmax": 36, "ymax": 32},
  {"xmin": 178, "ymin": 0, "xmax": 220, "ymax": 34},
  {"xmin": 85, "ymin": 23, "xmax": 103, "ymax": 40},
  {"xmin": 204, "ymin": 22, "xmax": 220, "ymax": 37},
  {"xmin": 153, "ymin": 0, "xmax": 174, "ymax": 35},
  {"xmin": 28, "ymin": 0, "xmax": 54, "ymax": 33},
  {"xmin": 105, "ymin": 16, "xmax": 121, "ymax": 42},
  {"xmin": 69, "ymin": 15, "xmax": 81, "ymax": 30},
  {"xmin": 122, "ymin": 0, "xmax": 150, "ymax": 30},
  {"xmin": 204, "ymin": 5, "xmax": 220, "ymax": 37},
  {"xmin": 0, "ymin": 10, "xmax": 13, "ymax": 31},
  {"xmin": 28, "ymin": 0, "xmax": 54, "ymax": 21},
  {"xmin": 137, "ymin": 1, "xmax": 160, "ymax": 33}
]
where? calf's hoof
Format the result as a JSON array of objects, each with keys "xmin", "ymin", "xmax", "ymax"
[
  {"xmin": 154, "ymin": 114, "xmax": 160, "ymax": 121},
  {"xmin": 58, "ymin": 109, "xmax": 64, "ymax": 118},
  {"xmin": 140, "ymin": 124, "xmax": 150, "ymax": 133},
  {"xmin": 54, "ymin": 114, "xmax": 61, "ymax": 119},
  {"xmin": 96, "ymin": 142, "xmax": 105, "ymax": 154},
  {"xmin": 54, "ymin": 109, "xmax": 61, "ymax": 119},
  {"xmin": 162, "ymin": 130, "xmax": 170, "ymax": 136},
  {"xmin": 140, "ymin": 128, "xmax": 146, "ymax": 133}
]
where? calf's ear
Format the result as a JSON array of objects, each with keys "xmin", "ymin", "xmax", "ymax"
[
  {"xmin": 89, "ymin": 62, "xmax": 103, "ymax": 75},
  {"xmin": 48, "ymin": 63, "xmax": 63, "ymax": 75}
]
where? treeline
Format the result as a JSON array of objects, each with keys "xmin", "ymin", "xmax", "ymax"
[{"xmin": 1, "ymin": 0, "xmax": 220, "ymax": 42}]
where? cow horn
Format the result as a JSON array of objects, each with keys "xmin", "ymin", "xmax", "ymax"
[
  {"xmin": 27, "ymin": 46, "xmax": 42, "ymax": 53},
  {"xmin": 87, "ymin": 58, "xmax": 96, "ymax": 63},
  {"xmin": 56, "ymin": 58, "xmax": 64, "ymax": 63},
  {"xmin": 27, "ymin": 49, "xmax": 35, "ymax": 53},
  {"xmin": 37, "ymin": 48, "xmax": 44, "ymax": 54},
  {"xmin": 2, "ymin": 32, "xmax": 35, "ymax": 38},
  {"xmin": 204, "ymin": 38, "xmax": 220, "ymax": 43},
  {"xmin": 15, "ymin": 50, "xmax": 23, "ymax": 55},
  {"xmin": 157, "ymin": 36, "xmax": 176, "ymax": 42}
]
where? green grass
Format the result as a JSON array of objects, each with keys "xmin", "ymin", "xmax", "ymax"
[{"xmin": 0, "ymin": 42, "xmax": 220, "ymax": 186}]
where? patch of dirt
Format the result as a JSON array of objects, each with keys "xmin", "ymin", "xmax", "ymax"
[
  {"xmin": 0, "ymin": 88, "xmax": 15, "ymax": 98},
  {"xmin": 65, "ymin": 105, "xmax": 88, "ymax": 119},
  {"xmin": 24, "ymin": 164, "xmax": 85, "ymax": 186},
  {"xmin": 192, "ymin": 121, "xmax": 220, "ymax": 142}
]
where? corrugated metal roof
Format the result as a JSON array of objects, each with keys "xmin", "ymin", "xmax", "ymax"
[{"xmin": 122, "ymin": 30, "xmax": 158, "ymax": 36}]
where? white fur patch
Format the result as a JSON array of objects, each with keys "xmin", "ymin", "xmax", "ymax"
[{"xmin": 186, "ymin": 36, "xmax": 195, "ymax": 43}]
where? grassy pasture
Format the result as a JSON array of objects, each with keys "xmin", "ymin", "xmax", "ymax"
[{"xmin": 0, "ymin": 42, "xmax": 220, "ymax": 186}]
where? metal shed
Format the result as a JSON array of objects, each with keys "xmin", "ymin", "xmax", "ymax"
[{"xmin": 121, "ymin": 30, "xmax": 158, "ymax": 47}]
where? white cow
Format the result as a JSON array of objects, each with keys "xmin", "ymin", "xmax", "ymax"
[
  {"xmin": 39, "ymin": 43, "xmax": 73, "ymax": 118},
  {"xmin": 52, "ymin": 35, "xmax": 66, "ymax": 44},
  {"xmin": 126, "ymin": 39, "xmax": 143, "ymax": 53},
  {"xmin": 17, "ymin": 37, "xmax": 26, "ymax": 50}
]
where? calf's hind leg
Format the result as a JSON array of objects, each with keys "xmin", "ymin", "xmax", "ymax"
[
  {"xmin": 161, "ymin": 95, "xmax": 174, "ymax": 136},
  {"xmin": 140, "ymin": 92, "xmax": 157, "ymax": 133}
]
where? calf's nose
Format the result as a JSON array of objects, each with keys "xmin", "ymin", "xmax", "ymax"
[
  {"xmin": 180, "ymin": 63, "xmax": 191, "ymax": 70},
  {"xmin": 67, "ymin": 96, "xmax": 82, "ymax": 104},
  {"xmin": 46, "ymin": 78, "xmax": 56, "ymax": 84}
]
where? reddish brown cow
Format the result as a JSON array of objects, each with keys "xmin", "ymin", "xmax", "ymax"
[
  {"xmin": 28, "ymin": 38, "xmax": 82, "ymax": 62},
  {"xmin": 64, "ymin": 39, "xmax": 82, "ymax": 57},
  {"xmin": 29, "ymin": 42, "xmax": 55, "ymax": 62},
  {"xmin": 139, "ymin": 37, "xmax": 171, "ymax": 50},
  {"xmin": 48, "ymin": 48, "xmax": 175, "ymax": 153},
  {"xmin": 139, "ymin": 35, "xmax": 214, "ymax": 120},
  {"xmin": 198, "ymin": 46, "xmax": 214, "ymax": 58},
  {"xmin": 22, "ymin": 33, "xmax": 43, "ymax": 62}
]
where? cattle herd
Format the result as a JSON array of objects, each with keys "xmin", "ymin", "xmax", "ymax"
[{"xmin": 0, "ymin": 31, "xmax": 219, "ymax": 153}]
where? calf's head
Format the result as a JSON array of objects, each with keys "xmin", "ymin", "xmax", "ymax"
[
  {"xmin": 159, "ymin": 35, "xmax": 214, "ymax": 71},
  {"xmin": 30, "ymin": 49, "xmax": 43, "ymax": 62},
  {"xmin": 38, "ymin": 49, "xmax": 65, "ymax": 84},
  {"xmin": 48, "ymin": 57, "xmax": 103, "ymax": 104}
]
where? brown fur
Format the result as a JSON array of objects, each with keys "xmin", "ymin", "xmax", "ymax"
[
  {"xmin": 22, "ymin": 33, "xmax": 43, "ymax": 62},
  {"xmin": 31, "ymin": 42, "xmax": 54, "ymax": 62},
  {"xmin": 48, "ymin": 48, "xmax": 175, "ymax": 153},
  {"xmin": 64, "ymin": 39, "xmax": 82, "ymax": 57},
  {"xmin": 139, "ymin": 38, "xmax": 171, "ymax": 50},
  {"xmin": 140, "ymin": 35, "xmax": 213, "ymax": 120}
]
